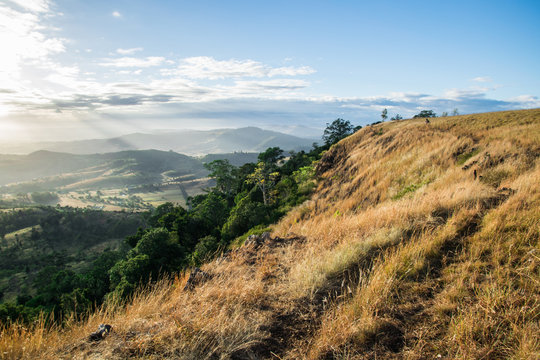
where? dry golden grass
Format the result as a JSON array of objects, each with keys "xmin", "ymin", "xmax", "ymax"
[{"xmin": 1, "ymin": 108, "xmax": 539, "ymax": 359}]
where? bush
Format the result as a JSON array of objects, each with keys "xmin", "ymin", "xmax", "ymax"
[{"xmin": 191, "ymin": 235, "xmax": 220, "ymax": 266}]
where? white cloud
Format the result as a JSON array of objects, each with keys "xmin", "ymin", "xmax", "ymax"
[
  {"xmin": 117, "ymin": 47, "xmax": 143, "ymax": 55},
  {"xmin": 439, "ymin": 88, "xmax": 487, "ymax": 100},
  {"xmin": 117, "ymin": 69, "xmax": 143, "ymax": 75},
  {"xmin": 269, "ymin": 66, "xmax": 315, "ymax": 77},
  {"xmin": 472, "ymin": 76, "xmax": 492, "ymax": 83},
  {"xmin": 0, "ymin": 4, "xmax": 65, "ymax": 65},
  {"xmin": 6, "ymin": 0, "xmax": 50, "ymax": 13},
  {"xmin": 168, "ymin": 56, "xmax": 315, "ymax": 79},
  {"xmin": 99, "ymin": 56, "xmax": 166, "ymax": 68},
  {"xmin": 112, "ymin": 11, "xmax": 121, "ymax": 18},
  {"xmin": 0, "ymin": 0, "xmax": 68, "ymax": 109},
  {"xmin": 508, "ymin": 95, "xmax": 540, "ymax": 107},
  {"xmin": 384, "ymin": 92, "xmax": 426, "ymax": 103},
  {"xmin": 233, "ymin": 79, "xmax": 310, "ymax": 94},
  {"xmin": 172, "ymin": 57, "xmax": 266, "ymax": 79}
]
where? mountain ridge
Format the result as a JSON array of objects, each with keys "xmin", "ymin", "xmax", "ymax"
[{"xmin": 0, "ymin": 127, "xmax": 317, "ymax": 155}]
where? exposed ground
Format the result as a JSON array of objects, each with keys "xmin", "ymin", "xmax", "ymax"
[{"xmin": 1, "ymin": 109, "xmax": 539, "ymax": 359}]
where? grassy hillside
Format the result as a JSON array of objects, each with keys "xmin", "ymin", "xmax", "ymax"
[{"xmin": 1, "ymin": 109, "xmax": 539, "ymax": 359}]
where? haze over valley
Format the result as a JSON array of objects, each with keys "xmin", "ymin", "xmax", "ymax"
[
  {"xmin": 0, "ymin": 127, "xmax": 317, "ymax": 210},
  {"xmin": 0, "ymin": 127, "xmax": 317, "ymax": 155}
]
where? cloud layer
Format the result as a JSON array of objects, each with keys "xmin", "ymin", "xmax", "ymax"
[
  {"xmin": 166, "ymin": 56, "xmax": 316, "ymax": 80},
  {"xmin": 99, "ymin": 56, "xmax": 166, "ymax": 68}
]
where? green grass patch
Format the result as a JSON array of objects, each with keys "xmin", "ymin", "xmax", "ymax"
[
  {"xmin": 392, "ymin": 180, "xmax": 431, "ymax": 200},
  {"xmin": 456, "ymin": 148, "xmax": 481, "ymax": 165}
]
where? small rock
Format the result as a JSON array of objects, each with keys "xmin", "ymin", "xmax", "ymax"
[
  {"xmin": 244, "ymin": 232, "xmax": 272, "ymax": 248},
  {"xmin": 260, "ymin": 232, "xmax": 272, "ymax": 242},
  {"xmin": 183, "ymin": 267, "xmax": 211, "ymax": 291},
  {"xmin": 215, "ymin": 250, "xmax": 231, "ymax": 264},
  {"xmin": 244, "ymin": 234, "xmax": 261, "ymax": 247},
  {"xmin": 88, "ymin": 324, "xmax": 112, "ymax": 342}
]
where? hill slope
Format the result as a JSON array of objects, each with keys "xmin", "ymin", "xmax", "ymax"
[
  {"xmin": 2, "ymin": 109, "xmax": 539, "ymax": 359},
  {"xmin": 0, "ymin": 149, "xmax": 206, "ymax": 190}
]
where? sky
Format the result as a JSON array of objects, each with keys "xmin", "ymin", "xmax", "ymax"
[{"xmin": 0, "ymin": 0, "xmax": 539, "ymax": 143}]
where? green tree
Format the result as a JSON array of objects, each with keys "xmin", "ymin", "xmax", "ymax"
[
  {"xmin": 413, "ymin": 110, "xmax": 437, "ymax": 118},
  {"xmin": 109, "ymin": 254, "xmax": 151, "ymax": 293},
  {"xmin": 191, "ymin": 192, "xmax": 229, "ymax": 235},
  {"xmin": 221, "ymin": 193, "xmax": 269, "ymax": 240},
  {"xmin": 246, "ymin": 162, "xmax": 280, "ymax": 205},
  {"xmin": 293, "ymin": 165, "xmax": 316, "ymax": 195},
  {"xmin": 134, "ymin": 228, "xmax": 179, "ymax": 263},
  {"xmin": 82, "ymin": 250, "xmax": 123, "ymax": 304},
  {"xmin": 0, "ymin": 302, "xmax": 36, "ymax": 324},
  {"xmin": 204, "ymin": 159, "xmax": 237, "ymax": 196},
  {"xmin": 391, "ymin": 114, "xmax": 403, "ymax": 121},
  {"xmin": 60, "ymin": 288, "xmax": 91, "ymax": 314},
  {"xmin": 148, "ymin": 202, "xmax": 175, "ymax": 227},
  {"xmin": 322, "ymin": 118, "xmax": 354, "ymax": 147},
  {"xmin": 452, "ymin": 108, "xmax": 459, "ymax": 116},
  {"xmin": 109, "ymin": 228, "xmax": 183, "ymax": 298},
  {"xmin": 257, "ymin": 147, "xmax": 284, "ymax": 166},
  {"xmin": 381, "ymin": 108, "xmax": 388, "ymax": 122}
]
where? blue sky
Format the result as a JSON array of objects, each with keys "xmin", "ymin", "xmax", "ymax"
[{"xmin": 0, "ymin": 0, "xmax": 539, "ymax": 142}]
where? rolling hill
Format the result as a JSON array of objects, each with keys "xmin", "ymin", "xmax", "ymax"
[
  {"xmin": 0, "ymin": 149, "xmax": 207, "ymax": 191},
  {"xmin": 2, "ymin": 109, "xmax": 539, "ymax": 359},
  {"xmin": 0, "ymin": 149, "xmax": 276, "ymax": 210}
]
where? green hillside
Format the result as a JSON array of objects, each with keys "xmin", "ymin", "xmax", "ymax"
[{"xmin": 0, "ymin": 207, "xmax": 146, "ymax": 312}]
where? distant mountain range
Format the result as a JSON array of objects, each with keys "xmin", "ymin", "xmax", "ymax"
[{"xmin": 0, "ymin": 127, "xmax": 318, "ymax": 155}]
